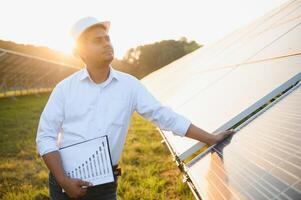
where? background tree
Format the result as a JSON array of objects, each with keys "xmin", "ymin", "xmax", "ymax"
[{"xmin": 119, "ymin": 37, "xmax": 202, "ymax": 78}]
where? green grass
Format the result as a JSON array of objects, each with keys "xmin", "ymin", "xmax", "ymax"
[{"xmin": 0, "ymin": 93, "xmax": 194, "ymax": 200}]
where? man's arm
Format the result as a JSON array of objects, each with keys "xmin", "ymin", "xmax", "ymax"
[
  {"xmin": 42, "ymin": 151, "xmax": 66, "ymax": 184},
  {"xmin": 133, "ymin": 80, "xmax": 235, "ymax": 145},
  {"xmin": 36, "ymin": 84, "xmax": 90, "ymax": 198},
  {"xmin": 133, "ymin": 80, "xmax": 190, "ymax": 137},
  {"xmin": 185, "ymin": 123, "xmax": 235, "ymax": 145}
]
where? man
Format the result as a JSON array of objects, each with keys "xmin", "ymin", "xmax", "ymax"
[{"xmin": 36, "ymin": 17, "xmax": 235, "ymax": 200}]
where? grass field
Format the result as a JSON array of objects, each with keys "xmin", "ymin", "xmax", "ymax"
[{"xmin": 0, "ymin": 93, "xmax": 194, "ymax": 200}]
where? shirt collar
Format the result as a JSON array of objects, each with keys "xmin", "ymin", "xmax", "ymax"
[{"xmin": 79, "ymin": 65, "xmax": 119, "ymax": 83}]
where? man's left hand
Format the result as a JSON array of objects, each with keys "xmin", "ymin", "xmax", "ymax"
[{"xmin": 208, "ymin": 129, "xmax": 236, "ymax": 145}]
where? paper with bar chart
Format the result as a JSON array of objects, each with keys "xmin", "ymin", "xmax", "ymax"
[{"xmin": 59, "ymin": 136, "xmax": 114, "ymax": 187}]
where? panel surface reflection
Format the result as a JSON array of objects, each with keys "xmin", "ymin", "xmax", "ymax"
[{"xmin": 187, "ymin": 84, "xmax": 301, "ymax": 200}]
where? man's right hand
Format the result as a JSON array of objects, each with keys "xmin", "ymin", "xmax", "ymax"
[
  {"xmin": 41, "ymin": 151, "xmax": 93, "ymax": 198},
  {"xmin": 59, "ymin": 176, "xmax": 92, "ymax": 198}
]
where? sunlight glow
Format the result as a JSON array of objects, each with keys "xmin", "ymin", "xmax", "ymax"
[{"xmin": 0, "ymin": 0, "xmax": 287, "ymax": 59}]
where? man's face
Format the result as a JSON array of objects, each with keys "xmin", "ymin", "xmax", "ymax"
[{"xmin": 78, "ymin": 25, "xmax": 114, "ymax": 64}]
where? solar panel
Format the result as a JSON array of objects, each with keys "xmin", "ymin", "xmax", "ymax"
[
  {"xmin": 199, "ymin": 1, "xmax": 301, "ymax": 69},
  {"xmin": 159, "ymin": 62, "xmax": 301, "ymax": 161},
  {"xmin": 142, "ymin": 0, "xmax": 301, "ymax": 161},
  {"xmin": 185, "ymin": 82, "xmax": 301, "ymax": 200},
  {"xmin": 142, "ymin": 0, "xmax": 300, "ymax": 101},
  {"xmin": 0, "ymin": 48, "xmax": 79, "ymax": 96}
]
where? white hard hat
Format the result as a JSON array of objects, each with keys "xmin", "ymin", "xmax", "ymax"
[{"xmin": 69, "ymin": 16, "xmax": 110, "ymax": 42}]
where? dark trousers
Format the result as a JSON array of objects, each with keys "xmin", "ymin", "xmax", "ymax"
[{"xmin": 48, "ymin": 171, "xmax": 118, "ymax": 200}]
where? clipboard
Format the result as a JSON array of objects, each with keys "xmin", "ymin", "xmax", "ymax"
[{"xmin": 59, "ymin": 135, "xmax": 115, "ymax": 191}]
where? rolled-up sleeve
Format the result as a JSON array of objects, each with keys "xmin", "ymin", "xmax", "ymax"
[
  {"xmin": 133, "ymin": 80, "xmax": 191, "ymax": 137},
  {"xmin": 36, "ymin": 83, "xmax": 64, "ymax": 156}
]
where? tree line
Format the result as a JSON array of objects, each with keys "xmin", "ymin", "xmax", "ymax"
[{"xmin": 0, "ymin": 37, "xmax": 202, "ymax": 79}]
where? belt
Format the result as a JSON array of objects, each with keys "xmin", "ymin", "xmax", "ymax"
[{"xmin": 113, "ymin": 165, "xmax": 121, "ymax": 177}]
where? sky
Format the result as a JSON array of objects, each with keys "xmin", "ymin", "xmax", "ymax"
[{"xmin": 0, "ymin": 0, "xmax": 287, "ymax": 59}]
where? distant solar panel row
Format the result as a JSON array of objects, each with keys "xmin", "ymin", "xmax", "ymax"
[{"xmin": 0, "ymin": 48, "xmax": 78, "ymax": 96}]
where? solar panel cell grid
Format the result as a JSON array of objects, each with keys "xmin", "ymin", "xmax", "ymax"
[{"xmin": 186, "ymin": 84, "xmax": 301, "ymax": 200}]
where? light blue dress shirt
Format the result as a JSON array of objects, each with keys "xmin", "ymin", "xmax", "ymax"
[{"xmin": 36, "ymin": 66, "xmax": 191, "ymax": 165}]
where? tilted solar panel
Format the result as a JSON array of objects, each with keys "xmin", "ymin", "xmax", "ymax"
[
  {"xmin": 185, "ymin": 82, "xmax": 301, "ymax": 200},
  {"xmin": 158, "ymin": 57, "xmax": 301, "ymax": 161},
  {"xmin": 142, "ymin": 0, "xmax": 301, "ymax": 161},
  {"xmin": 142, "ymin": 0, "xmax": 301, "ymax": 103}
]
